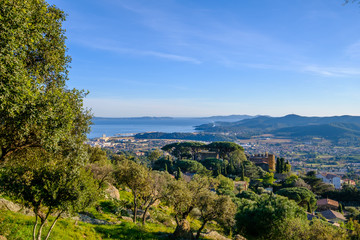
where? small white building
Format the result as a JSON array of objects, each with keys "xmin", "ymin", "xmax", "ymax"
[{"xmin": 316, "ymin": 173, "xmax": 342, "ymax": 190}]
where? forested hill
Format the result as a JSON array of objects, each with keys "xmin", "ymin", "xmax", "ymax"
[{"xmin": 195, "ymin": 114, "xmax": 360, "ymax": 141}]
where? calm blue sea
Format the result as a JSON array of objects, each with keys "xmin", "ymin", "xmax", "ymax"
[{"xmin": 88, "ymin": 117, "xmax": 207, "ymax": 139}]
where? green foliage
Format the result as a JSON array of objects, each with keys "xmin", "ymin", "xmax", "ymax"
[
  {"xmin": 324, "ymin": 184, "xmax": 360, "ymax": 203},
  {"xmin": 175, "ymin": 159, "xmax": 208, "ymax": 174},
  {"xmin": 207, "ymin": 141, "xmax": 243, "ymax": 160},
  {"xmin": 94, "ymin": 221, "xmax": 173, "ymax": 240},
  {"xmin": 0, "ymin": 149, "xmax": 100, "ymax": 239},
  {"xmin": 113, "ymin": 160, "xmax": 150, "ymax": 223},
  {"xmin": 195, "ymin": 192, "xmax": 236, "ymax": 239},
  {"xmin": 301, "ymin": 174, "xmax": 335, "ymax": 195},
  {"xmin": 235, "ymin": 194, "xmax": 306, "ymax": 239},
  {"xmin": 236, "ymin": 190, "xmax": 260, "ymax": 202},
  {"xmin": 0, "ymin": 209, "xmax": 175, "ymax": 240},
  {"xmin": 241, "ymin": 160, "xmax": 266, "ymax": 180},
  {"xmin": 276, "ymin": 187, "xmax": 317, "ymax": 212},
  {"xmin": 0, "ymin": 0, "xmax": 91, "ymax": 163},
  {"xmin": 148, "ymin": 149, "xmax": 163, "ymax": 162},
  {"xmin": 215, "ymin": 175, "xmax": 234, "ymax": 196},
  {"xmin": 262, "ymin": 172, "xmax": 275, "ymax": 186},
  {"xmin": 152, "ymin": 157, "xmax": 173, "ymax": 172},
  {"xmin": 276, "ymin": 157, "xmax": 291, "ymax": 174}
]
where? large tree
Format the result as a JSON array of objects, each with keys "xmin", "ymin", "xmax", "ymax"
[
  {"xmin": 276, "ymin": 187, "xmax": 317, "ymax": 212},
  {"xmin": 236, "ymin": 194, "xmax": 307, "ymax": 239},
  {"xmin": 164, "ymin": 174, "xmax": 213, "ymax": 239},
  {"xmin": 0, "ymin": 149, "xmax": 99, "ymax": 240},
  {"xmin": 113, "ymin": 159, "xmax": 150, "ymax": 223},
  {"xmin": 0, "ymin": 0, "xmax": 91, "ymax": 163},
  {"xmin": 207, "ymin": 142, "xmax": 243, "ymax": 160},
  {"xmin": 195, "ymin": 192, "xmax": 236, "ymax": 239}
]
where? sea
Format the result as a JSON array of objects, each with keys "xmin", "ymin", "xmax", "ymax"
[
  {"xmin": 88, "ymin": 116, "xmax": 252, "ymax": 139},
  {"xmin": 88, "ymin": 117, "xmax": 207, "ymax": 139}
]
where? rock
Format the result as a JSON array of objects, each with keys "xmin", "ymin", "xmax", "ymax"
[
  {"xmin": 234, "ymin": 234, "xmax": 247, "ymax": 240},
  {"xmin": 104, "ymin": 184, "xmax": 120, "ymax": 200},
  {"xmin": 78, "ymin": 213, "xmax": 113, "ymax": 225},
  {"xmin": 126, "ymin": 209, "xmax": 150, "ymax": 219},
  {"xmin": 0, "ymin": 198, "xmax": 34, "ymax": 216},
  {"xmin": 0, "ymin": 198, "xmax": 21, "ymax": 212},
  {"xmin": 200, "ymin": 230, "xmax": 233, "ymax": 240},
  {"xmin": 0, "ymin": 235, "xmax": 7, "ymax": 240},
  {"xmin": 121, "ymin": 216, "xmax": 133, "ymax": 222}
]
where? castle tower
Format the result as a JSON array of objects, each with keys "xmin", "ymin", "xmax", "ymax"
[{"xmin": 268, "ymin": 154, "xmax": 276, "ymax": 172}]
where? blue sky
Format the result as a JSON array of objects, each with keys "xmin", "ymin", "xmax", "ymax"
[{"xmin": 48, "ymin": 0, "xmax": 360, "ymax": 117}]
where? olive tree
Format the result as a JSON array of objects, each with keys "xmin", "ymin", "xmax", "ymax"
[
  {"xmin": 0, "ymin": 149, "xmax": 99, "ymax": 240},
  {"xmin": 195, "ymin": 192, "xmax": 236, "ymax": 239},
  {"xmin": 164, "ymin": 175, "xmax": 213, "ymax": 239},
  {"xmin": 113, "ymin": 160, "xmax": 150, "ymax": 223}
]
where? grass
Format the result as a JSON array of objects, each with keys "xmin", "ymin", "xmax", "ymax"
[
  {"xmin": 0, "ymin": 197, "xmax": 176, "ymax": 240},
  {"xmin": 0, "ymin": 194, "xmax": 225, "ymax": 240},
  {"xmin": 95, "ymin": 222, "xmax": 173, "ymax": 240},
  {"xmin": 0, "ymin": 210, "xmax": 100, "ymax": 240}
]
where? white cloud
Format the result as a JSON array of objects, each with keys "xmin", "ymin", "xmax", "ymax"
[{"xmin": 302, "ymin": 65, "xmax": 360, "ymax": 77}]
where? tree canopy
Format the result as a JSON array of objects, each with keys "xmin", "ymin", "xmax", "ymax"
[
  {"xmin": 276, "ymin": 187, "xmax": 317, "ymax": 212},
  {"xmin": 0, "ymin": 0, "xmax": 91, "ymax": 163}
]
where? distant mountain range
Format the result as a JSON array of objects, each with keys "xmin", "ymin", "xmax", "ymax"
[
  {"xmin": 196, "ymin": 114, "xmax": 360, "ymax": 142},
  {"xmin": 93, "ymin": 115, "xmax": 254, "ymax": 122}
]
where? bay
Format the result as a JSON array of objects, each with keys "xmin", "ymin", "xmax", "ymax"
[{"xmin": 88, "ymin": 116, "xmax": 253, "ymax": 139}]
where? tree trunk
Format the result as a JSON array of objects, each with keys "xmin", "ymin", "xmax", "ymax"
[
  {"xmin": 37, "ymin": 220, "xmax": 46, "ymax": 240},
  {"xmin": 142, "ymin": 205, "xmax": 150, "ymax": 225},
  {"xmin": 44, "ymin": 211, "xmax": 62, "ymax": 240},
  {"xmin": 195, "ymin": 220, "xmax": 207, "ymax": 239},
  {"xmin": 173, "ymin": 219, "xmax": 193, "ymax": 240},
  {"xmin": 37, "ymin": 208, "xmax": 51, "ymax": 240},
  {"xmin": 33, "ymin": 214, "xmax": 38, "ymax": 240},
  {"xmin": 133, "ymin": 194, "xmax": 137, "ymax": 223}
]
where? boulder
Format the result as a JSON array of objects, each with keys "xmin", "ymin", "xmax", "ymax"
[
  {"xmin": 234, "ymin": 234, "xmax": 247, "ymax": 240},
  {"xmin": 78, "ymin": 213, "xmax": 118, "ymax": 225},
  {"xmin": 0, "ymin": 198, "xmax": 34, "ymax": 216},
  {"xmin": 104, "ymin": 184, "xmax": 120, "ymax": 200}
]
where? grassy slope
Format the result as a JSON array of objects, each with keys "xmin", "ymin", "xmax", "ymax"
[
  {"xmin": 0, "ymin": 190, "xmax": 224, "ymax": 240},
  {"xmin": 0, "ymin": 210, "xmax": 175, "ymax": 240}
]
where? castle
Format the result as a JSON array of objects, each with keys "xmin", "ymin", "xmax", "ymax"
[{"xmin": 248, "ymin": 152, "xmax": 276, "ymax": 172}]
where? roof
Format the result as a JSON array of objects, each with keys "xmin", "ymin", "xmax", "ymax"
[
  {"xmin": 320, "ymin": 210, "xmax": 346, "ymax": 221},
  {"xmin": 326, "ymin": 174, "xmax": 338, "ymax": 179},
  {"xmin": 317, "ymin": 198, "xmax": 339, "ymax": 207},
  {"xmin": 317, "ymin": 173, "xmax": 340, "ymax": 180}
]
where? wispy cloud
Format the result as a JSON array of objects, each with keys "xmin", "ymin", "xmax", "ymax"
[
  {"xmin": 79, "ymin": 39, "xmax": 201, "ymax": 64},
  {"xmin": 111, "ymin": 0, "xmax": 303, "ymax": 66},
  {"xmin": 302, "ymin": 65, "xmax": 360, "ymax": 77}
]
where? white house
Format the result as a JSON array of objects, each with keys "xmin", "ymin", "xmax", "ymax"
[{"xmin": 316, "ymin": 173, "xmax": 342, "ymax": 190}]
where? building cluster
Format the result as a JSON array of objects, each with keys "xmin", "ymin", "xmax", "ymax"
[
  {"xmin": 247, "ymin": 152, "xmax": 276, "ymax": 172},
  {"xmin": 316, "ymin": 172, "xmax": 357, "ymax": 190},
  {"xmin": 308, "ymin": 198, "xmax": 346, "ymax": 226}
]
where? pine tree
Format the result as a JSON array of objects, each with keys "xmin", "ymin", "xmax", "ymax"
[{"xmin": 176, "ymin": 167, "xmax": 182, "ymax": 180}]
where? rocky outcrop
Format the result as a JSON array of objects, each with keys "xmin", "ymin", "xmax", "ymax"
[
  {"xmin": 0, "ymin": 198, "xmax": 34, "ymax": 216},
  {"xmin": 200, "ymin": 231, "xmax": 231, "ymax": 240},
  {"xmin": 234, "ymin": 234, "xmax": 247, "ymax": 240},
  {"xmin": 104, "ymin": 184, "xmax": 120, "ymax": 200},
  {"xmin": 200, "ymin": 231, "xmax": 246, "ymax": 240},
  {"xmin": 78, "ymin": 213, "xmax": 120, "ymax": 225}
]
